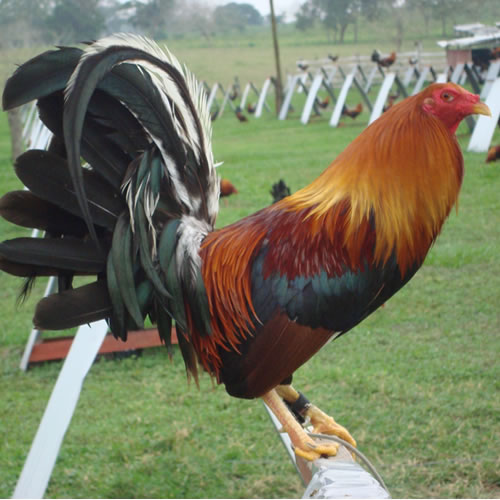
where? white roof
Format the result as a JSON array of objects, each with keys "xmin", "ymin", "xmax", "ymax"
[{"xmin": 438, "ymin": 29, "xmax": 500, "ymax": 50}]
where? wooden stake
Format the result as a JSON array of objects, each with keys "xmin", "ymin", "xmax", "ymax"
[{"xmin": 269, "ymin": 0, "xmax": 283, "ymax": 115}]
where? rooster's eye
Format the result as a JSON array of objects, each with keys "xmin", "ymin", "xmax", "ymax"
[{"xmin": 441, "ymin": 92, "xmax": 454, "ymax": 102}]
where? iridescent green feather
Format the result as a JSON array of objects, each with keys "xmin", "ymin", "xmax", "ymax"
[{"xmin": 110, "ymin": 213, "xmax": 143, "ymax": 328}]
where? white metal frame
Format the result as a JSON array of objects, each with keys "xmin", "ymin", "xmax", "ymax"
[{"xmin": 468, "ymin": 78, "xmax": 500, "ymax": 153}]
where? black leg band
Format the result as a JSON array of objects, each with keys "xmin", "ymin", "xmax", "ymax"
[{"xmin": 284, "ymin": 391, "xmax": 311, "ymax": 424}]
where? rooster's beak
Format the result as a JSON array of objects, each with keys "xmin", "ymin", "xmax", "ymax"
[{"xmin": 472, "ymin": 101, "xmax": 491, "ymax": 117}]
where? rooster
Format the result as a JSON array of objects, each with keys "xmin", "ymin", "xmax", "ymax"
[
  {"xmin": 235, "ymin": 106, "xmax": 248, "ymax": 122},
  {"xmin": 0, "ymin": 35, "xmax": 491, "ymax": 461},
  {"xmin": 270, "ymin": 179, "xmax": 291, "ymax": 204},
  {"xmin": 317, "ymin": 96, "xmax": 329, "ymax": 109},
  {"xmin": 372, "ymin": 50, "xmax": 396, "ymax": 68},
  {"xmin": 486, "ymin": 144, "xmax": 500, "ymax": 163},
  {"xmin": 220, "ymin": 178, "xmax": 238, "ymax": 197},
  {"xmin": 371, "ymin": 49, "xmax": 380, "ymax": 63},
  {"xmin": 341, "ymin": 102, "xmax": 363, "ymax": 119}
]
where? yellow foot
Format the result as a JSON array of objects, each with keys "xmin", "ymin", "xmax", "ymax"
[
  {"xmin": 275, "ymin": 384, "xmax": 357, "ymax": 449},
  {"xmin": 306, "ymin": 405, "xmax": 357, "ymax": 448},
  {"xmin": 262, "ymin": 389, "xmax": 341, "ymax": 462},
  {"xmin": 294, "ymin": 435, "xmax": 340, "ymax": 461}
]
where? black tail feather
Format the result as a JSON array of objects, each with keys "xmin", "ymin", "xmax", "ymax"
[
  {"xmin": 0, "ymin": 256, "xmax": 62, "ymax": 278},
  {"xmin": 34, "ymin": 280, "xmax": 112, "ymax": 330},
  {"xmin": 176, "ymin": 326, "xmax": 199, "ymax": 384},
  {"xmin": 2, "ymin": 47, "xmax": 83, "ymax": 110},
  {"xmin": 86, "ymin": 90, "xmax": 149, "ymax": 154},
  {"xmin": 1, "ymin": 36, "xmax": 218, "ymax": 383},
  {"xmin": 37, "ymin": 92, "xmax": 132, "ymax": 190},
  {"xmin": 15, "ymin": 149, "xmax": 125, "ymax": 230},
  {"xmin": 0, "ymin": 190, "xmax": 87, "ymax": 236},
  {"xmin": 63, "ymin": 46, "xmax": 189, "ymax": 241},
  {"xmin": 0, "ymin": 237, "xmax": 105, "ymax": 273}
]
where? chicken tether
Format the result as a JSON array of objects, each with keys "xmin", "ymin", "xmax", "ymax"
[{"xmin": 0, "ymin": 35, "xmax": 491, "ymax": 460}]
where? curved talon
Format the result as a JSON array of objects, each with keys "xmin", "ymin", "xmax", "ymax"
[
  {"xmin": 261, "ymin": 389, "xmax": 342, "ymax": 463},
  {"xmin": 312, "ymin": 419, "xmax": 357, "ymax": 448},
  {"xmin": 314, "ymin": 441, "xmax": 340, "ymax": 456},
  {"xmin": 294, "ymin": 437, "xmax": 339, "ymax": 461},
  {"xmin": 307, "ymin": 406, "xmax": 357, "ymax": 448},
  {"xmin": 295, "ymin": 447, "xmax": 321, "ymax": 461}
]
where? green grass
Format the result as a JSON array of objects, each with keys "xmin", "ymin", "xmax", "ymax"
[{"xmin": 0, "ymin": 50, "xmax": 500, "ymax": 498}]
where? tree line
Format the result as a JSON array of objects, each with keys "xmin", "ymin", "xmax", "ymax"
[
  {"xmin": 1, "ymin": 0, "xmax": 498, "ymax": 49},
  {"xmin": 296, "ymin": 0, "xmax": 500, "ymax": 46},
  {"xmin": 0, "ymin": 0, "xmax": 265, "ymax": 48}
]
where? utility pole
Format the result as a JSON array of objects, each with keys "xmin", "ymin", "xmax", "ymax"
[{"xmin": 269, "ymin": 0, "xmax": 284, "ymax": 115}]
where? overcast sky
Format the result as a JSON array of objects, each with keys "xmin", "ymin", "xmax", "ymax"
[{"xmin": 198, "ymin": 0, "xmax": 302, "ymax": 20}]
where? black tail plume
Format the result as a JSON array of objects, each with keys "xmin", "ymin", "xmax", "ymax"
[{"xmin": 1, "ymin": 35, "xmax": 219, "ymax": 382}]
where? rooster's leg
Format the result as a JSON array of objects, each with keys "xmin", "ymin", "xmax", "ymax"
[
  {"xmin": 276, "ymin": 384, "xmax": 356, "ymax": 448},
  {"xmin": 262, "ymin": 389, "xmax": 339, "ymax": 461}
]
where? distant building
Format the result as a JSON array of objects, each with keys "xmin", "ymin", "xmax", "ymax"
[{"xmin": 437, "ymin": 23, "xmax": 500, "ymax": 67}]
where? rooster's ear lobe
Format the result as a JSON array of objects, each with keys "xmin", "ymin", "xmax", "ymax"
[{"xmin": 422, "ymin": 97, "xmax": 434, "ymax": 112}]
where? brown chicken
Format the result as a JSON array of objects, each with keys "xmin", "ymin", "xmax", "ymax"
[
  {"xmin": 317, "ymin": 96, "xmax": 329, "ymax": 109},
  {"xmin": 235, "ymin": 107, "xmax": 248, "ymax": 122},
  {"xmin": 486, "ymin": 145, "xmax": 500, "ymax": 163},
  {"xmin": 341, "ymin": 103, "xmax": 363, "ymax": 119},
  {"xmin": 220, "ymin": 178, "xmax": 238, "ymax": 197},
  {"xmin": 372, "ymin": 50, "xmax": 396, "ymax": 68}
]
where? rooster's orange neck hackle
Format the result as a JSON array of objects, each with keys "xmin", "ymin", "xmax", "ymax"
[{"xmin": 282, "ymin": 84, "xmax": 465, "ymax": 276}]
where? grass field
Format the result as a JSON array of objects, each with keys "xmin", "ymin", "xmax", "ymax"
[{"xmin": 0, "ymin": 32, "xmax": 500, "ymax": 498}]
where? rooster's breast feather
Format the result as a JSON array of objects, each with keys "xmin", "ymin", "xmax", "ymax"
[{"xmin": 248, "ymin": 204, "xmax": 415, "ymax": 332}]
